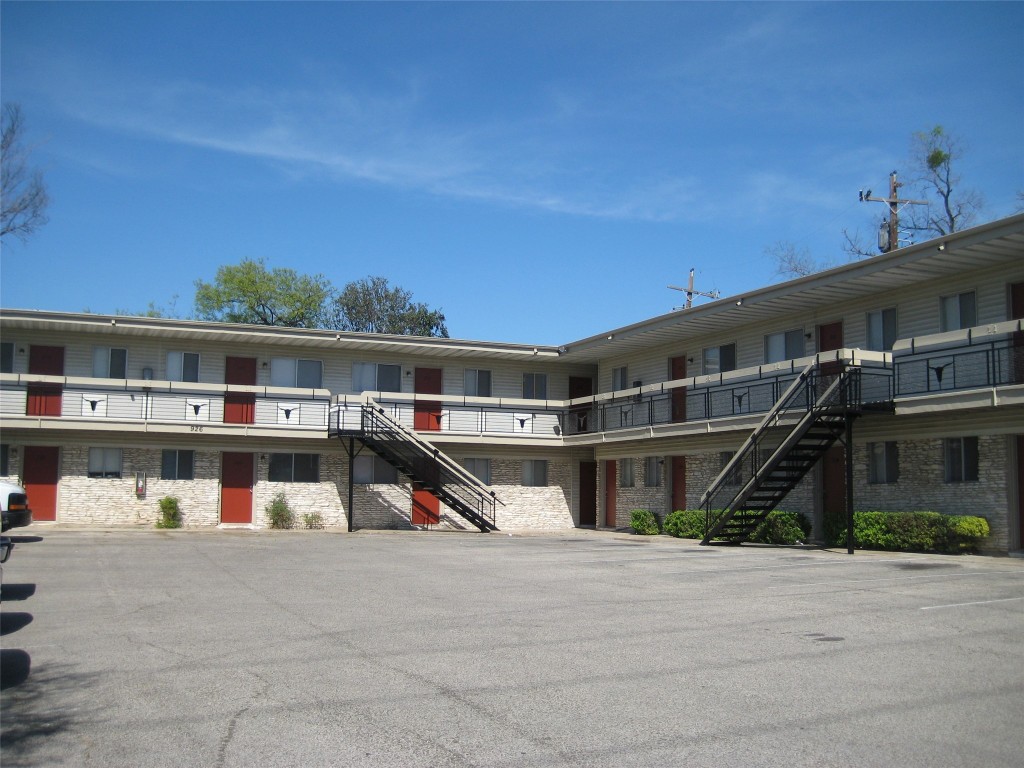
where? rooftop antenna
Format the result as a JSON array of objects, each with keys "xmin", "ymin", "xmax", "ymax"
[
  {"xmin": 668, "ymin": 268, "xmax": 720, "ymax": 310},
  {"xmin": 858, "ymin": 170, "xmax": 927, "ymax": 253}
]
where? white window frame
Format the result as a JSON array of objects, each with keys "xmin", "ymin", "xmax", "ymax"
[
  {"xmin": 88, "ymin": 447, "xmax": 122, "ymax": 478},
  {"xmin": 644, "ymin": 456, "xmax": 661, "ymax": 487},
  {"xmin": 523, "ymin": 373, "xmax": 547, "ymax": 400},
  {"xmin": 866, "ymin": 308, "xmax": 898, "ymax": 352},
  {"xmin": 940, "ymin": 291, "xmax": 977, "ymax": 332},
  {"xmin": 93, "ymin": 347, "xmax": 128, "ymax": 379},
  {"xmin": 867, "ymin": 441, "xmax": 899, "ymax": 484},
  {"xmin": 464, "ymin": 369, "xmax": 492, "ymax": 398},
  {"xmin": 272, "ymin": 358, "xmax": 323, "ymax": 389},
  {"xmin": 2, "ymin": 341, "xmax": 16, "ymax": 373},
  {"xmin": 167, "ymin": 351, "xmax": 200, "ymax": 382},
  {"xmin": 521, "ymin": 459, "xmax": 548, "ymax": 487},
  {"xmin": 702, "ymin": 343, "xmax": 737, "ymax": 375},
  {"xmin": 353, "ymin": 454, "xmax": 399, "ymax": 484},
  {"xmin": 161, "ymin": 449, "xmax": 195, "ymax": 481},
  {"xmin": 764, "ymin": 329, "xmax": 804, "ymax": 363},
  {"xmin": 464, "ymin": 458, "xmax": 492, "ymax": 485},
  {"xmin": 944, "ymin": 437, "xmax": 979, "ymax": 483},
  {"xmin": 619, "ymin": 458, "xmax": 635, "ymax": 488},
  {"xmin": 352, "ymin": 362, "xmax": 402, "ymax": 394},
  {"xmin": 611, "ymin": 366, "xmax": 629, "ymax": 392}
]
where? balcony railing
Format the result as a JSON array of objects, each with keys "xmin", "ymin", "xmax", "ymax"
[{"xmin": 893, "ymin": 326, "xmax": 1024, "ymax": 396}]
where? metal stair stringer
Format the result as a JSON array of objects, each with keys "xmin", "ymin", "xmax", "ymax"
[{"xmin": 700, "ymin": 365, "xmax": 858, "ymax": 545}]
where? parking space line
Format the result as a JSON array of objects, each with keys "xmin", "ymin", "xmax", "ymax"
[{"xmin": 920, "ymin": 596, "xmax": 1024, "ymax": 611}]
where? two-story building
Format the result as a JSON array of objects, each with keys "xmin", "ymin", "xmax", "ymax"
[{"xmin": 2, "ymin": 213, "xmax": 1022, "ymax": 552}]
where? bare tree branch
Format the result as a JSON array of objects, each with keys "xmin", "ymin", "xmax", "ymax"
[{"xmin": 1, "ymin": 103, "xmax": 50, "ymax": 242}]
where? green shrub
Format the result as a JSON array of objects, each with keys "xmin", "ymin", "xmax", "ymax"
[
  {"xmin": 749, "ymin": 510, "xmax": 811, "ymax": 545},
  {"xmin": 663, "ymin": 509, "xmax": 710, "ymax": 539},
  {"xmin": 155, "ymin": 496, "xmax": 182, "ymax": 529},
  {"xmin": 630, "ymin": 509, "xmax": 660, "ymax": 535},
  {"xmin": 302, "ymin": 512, "xmax": 325, "ymax": 530},
  {"xmin": 833, "ymin": 511, "xmax": 991, "ymax": 553},
  {"xmin": 943, "ymin": 515, "xmax": 990, "ymax": 553},
  {"xmin": 266, "ymin": 493, "xmax": 295, "ymax": 530}
]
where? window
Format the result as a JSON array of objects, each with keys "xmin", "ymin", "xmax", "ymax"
[
  {"xmin": 352, "ymin": 362, "xmax": 401, "ymax": 393},
  {"xmin": 269, "ymin": 453, "xmax": 320, "ymax": 483},
  {"xmin": 944, "ymin": 437, "xmax": 979, "ymax": 483},
  {"xmin": 167, "ymin": 351, "xmax": 200, "ymax": 382},
  {"xmin": 703, "ymin": 343, "xmax": 737, "ymax": 375},
  {"xmin": 719, "ymin": 451, "xmax": 742, "ymax": 486},
  {"xmin": 619, "ymin": 458, "xmax": 635, "ymax": 488},
  {"xmin": 353, "ymin": 454, "xmax": 398, "ymax": 484},
  {"xmin": 611, "ymin": 366, "xmax": 629, "ymax": 391},
  {"xmin": 940, "ymin": 291, "xmax": 977, "ymax": 332},
  {"xmin": 88, "ymin": 447, "xmax": 122, "ymax": 478},
  {"xmin": 523, "ymin": 373, "xmax": 547, "ymax": 400},
  {"xmin": 1, "ymin": 444, "xmax": 8, "ymax": 476},
  {"xmin": 866, "ymin": 308, "xmax": 898, "ymax": 352},
  {"xmin": 93, "ymin": 347, "xmax": 127, "ymax": 379},
  {"xmin": 272, "ymin": 358, "xmax": 323, "ymax": 389},
  {"xmin": 161, "ymin": 449, "xmax": 195, "ymax": 480},
  {"xmin": 1, "ymin": 342, "xmax": 13, "ymax": 373},
  {"xmin": 521, "ymin": 459, "xmax": 547, "ymax": 487},
  {"xmin": 867, "ymin": 442, "xmax": 899, "ymax": 484},
  {"xmin": 464, "ymin": 458, "xmax": 491, "ymax": 485},
  {"xmin": 464, "ymin": 369, "xmax": 492, "ymax": 397},
  {"xmin": 644, "ymin": 457, "xmax": 661, "ymax": 487},
  {"xmin": 764, "ymin": 330, "xmax": 804, "ymax": 363}
]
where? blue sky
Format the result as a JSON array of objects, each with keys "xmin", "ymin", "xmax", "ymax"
[{"xmin": 2, "ymin": 2, "xmax": 1022, "ymax": 345}]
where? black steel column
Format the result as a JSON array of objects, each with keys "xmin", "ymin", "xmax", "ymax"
[
  {"xmin": 845, "ymin": 414, "xmax": 855, "ymax": 555},
  {"xmin": 347, "ymin": 436, "xmax": 355, "ymax": 533}
]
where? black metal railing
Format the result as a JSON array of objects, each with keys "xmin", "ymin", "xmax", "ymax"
[{"xmin": 894, "ymin": 336, "xmax": 1024, "ymax": 396}]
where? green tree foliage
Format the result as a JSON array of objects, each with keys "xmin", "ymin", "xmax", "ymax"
[
  {"xmin": 1, "ymin": 103, "xmax": 50, "ymax": 243},
  {"xmin": 194, "ymin": 258, "xmax": 333, "ymax": 328},
  {"xmin": 331, "ymin": 276, "xmax": 448, "ymax": 337}
]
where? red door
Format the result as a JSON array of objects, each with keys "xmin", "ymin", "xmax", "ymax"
[
  {"xmin": 817, "ymin": 321, "xmax": 844, "ymax": 377},
  {"xmin": 412, "ymin": 484, "xmax": 440, "ymax": 525},
  {"xmin": 1011, "ymin": 282, "xmax": 1024, "ymax": 384},
  {"xmin": 224, "ymin": 357, "xmax": 258, "ymax": 424},
  {"xmin": 579, "ymin": 461, "xmax": 597, "ymax": 526},
  {"xmin": 23, "ymin": 446, "xmax": 59, "ymax": 522},
  {"xmin": 221, "ymin": 452, "xmax": 254, "ymax": 524},
  {"xmin": 569, "ymin": 376, "xmax": 594, "ymax": 433},
  {"xmin": 27, "ymin": 345, "xmax": 65, "ymax": 416},
  {"xmin": 670, "ymin": 456, "xmax": 687, "ymax": 512},
  {"xmin": 670, "ymin": 356, "xmax": 687, "ymax": 423},
  {"xmin": 821, "ymin": 445, "xmax": 846, "ymax": 544},
  {"xmin": 604, "ymin": 459, "xmax": 617, "ymax": 528},
  {"xmin": 414, "ymin": 368, "xmax": 443, "ymax": 431}
]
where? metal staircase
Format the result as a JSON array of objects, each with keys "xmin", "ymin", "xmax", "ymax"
[
  {"xmin": 332, "ymin": 402, "xmax": 501, "ymax": 532},
  {"xmin": 699, "ymin": 364, "xmax": 862, "ymax": 545}
]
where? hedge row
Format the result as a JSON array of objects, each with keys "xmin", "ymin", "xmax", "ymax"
[{"xmin": 634, "ymin": 508, "xmax": 990, "ymax": 554}]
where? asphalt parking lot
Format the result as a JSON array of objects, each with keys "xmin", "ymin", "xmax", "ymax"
[{"xmin": 2, "ymin": 528, "xmax": 1023, "ymax": 768}]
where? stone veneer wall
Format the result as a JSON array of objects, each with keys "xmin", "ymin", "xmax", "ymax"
[
  {"xmin": 615, "ymin": 459, "xmax": 667, "ymax": 526},
  {"xmin": 252, "ymin": 452, "xmax": 347, "ymax": 529}
]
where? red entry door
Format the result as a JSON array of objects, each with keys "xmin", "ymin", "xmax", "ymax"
[
  {"xmin": 412, "ymin": 484, "xmax": 440, "ymax": 525},
  {"xmin": 27, "ymin": 345, "xmax": 65, "ymax": 416},
  {"xmin": 221, "ymin": 453, "xmax": 254, "ymax": 524},
  {"xmin": 579, "ymin": 461, "xmax": 597, "ymax": 526},
  {"xmin": 1011, "ymin": 282, "xmax": 1024, "ymax": 384},
  {"xmin": 817, "ymin": 322, "xmax": 844, "ymax": 377},
  {"xmin": 670, "ymin": 356, "xmax": 687, "ymax": 422},
  {"xmin": 821, "ymin": 445, "xmax": 846, "ymax": 543},
  {"xmin": 604, "ymin": 460, "xmax": 617, "ymax": 528},
  {"xmin": 569, "ymin": 376, "xmax": 594, "ymax": 433},
  {"xmin": 670, "ymin": 456, "xmax": 687, "ymax": 512},
  {"xmin": 23, "ymin": 446, "xmax": 59, "ymax": 522},
  {"xmin": 224, "ymin": 356, "xmax": 258, "ymax": 424},
  {"xmin": 414, "ymin": 368, "xmax": 443, "ymax": 431}
]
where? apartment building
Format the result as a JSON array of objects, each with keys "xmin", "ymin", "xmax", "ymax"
[{"xmin": 2, "ymin": 213, "xmax": 1023, "ymax": 552}]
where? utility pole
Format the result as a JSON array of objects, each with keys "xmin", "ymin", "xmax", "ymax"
[
  {"xmin": 668, "ymin": 269, "xmax": 719, "ymax": 310},
  {"xmin": 858, "ymin": 171, "xmax": 927, "ymax": 253}
]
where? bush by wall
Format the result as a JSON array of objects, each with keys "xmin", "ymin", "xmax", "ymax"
[
  {"xmin": 663, "ymin": 509, "xmax": 809, "ymax": 545},
  {"xmin": 663, "ymin": 509, "xmax": 708, "ymax": 539},
  {"xmin": 155, "ymin": 496, "xmax": 182, "ymax": 529},
  {"xmin": 630, "ymin": 509, "xmax": 660, "ymax": 535},
  {"xmin": 266, "ymin": 493, "xmax": 295, "ymax": 529},
  {"xmin": 839, "ymin": 511, "xmax": 989, "ymax": 554}
]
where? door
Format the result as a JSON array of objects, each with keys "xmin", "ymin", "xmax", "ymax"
[
  {"xmin": 23, "ymin": 446, "xmax": 59, "ymax": 522},
  {"xmin": 821, "ymin": 445, "xmax": 846, "ymax": 544},
  {"xmin": 224, "ymin": 356, "xmax": 258, "ymax": 424},
  {"xmin": 1012, "ymin": 282, "xmax": 1024, "ymax": 384},
  {"xmin": 412, "ymin": 484, "xmax": 440, "ymax": 525},
  {"xmin": 817, "ymin": 321, "xmax": 844, "ymax": 378},
  {"xmin": 604, "ymin": 459, "xmax": 617, "ymax": 528},
  {"xmin": 669, "ymin": 356, "xmax": 687, "ymax": 423},
  {"xmin": 670, "ymin": 456, "xmax": 687, "ymax": 512},
  {"xmin": 220, "ymin": 452, "xmax": 254, "ymax": 524},
  {"xmin": 579, "ymin": 461, "xmax": 597, "ymax": 526},
  {"xmin": 414, "ymin": 368, "xmax": 443, "ymax": 432},
  {"xmin": 27, "ymin": 345, "xmax": 65, "ymax": 416},
  {"xmin": 1017, "ymin": 436, "xmax": 1024, "ymax": 550},
  {"xmin": 569, "ymin": 376, "xmax": 594, "ymax": 433}
]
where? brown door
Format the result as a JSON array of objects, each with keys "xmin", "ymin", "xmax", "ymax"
[
  {"xmin": 670, "ymin": 456, "xmax": 687, "ymax": 512},
  {"xmin": 224, "ymin": 356, "xmax": 258, "ymax": 424},
  {"xmin": 817, "ymin": 321, "xmax": 843, "ymax": 377},
  {"xmin": 579, "ymin": 461, "xmax": 597, "ymax": 526},
  {"xmin": 23, "ymin": 446, "xmax": 59, "ymax": 521},
  {"xmin": 670, "ymin": 356, "xmax": 687, "ymax": 423},
  {"xmin": 821, "ymin": 445, "xmax": 846, "ymax": 543},
  {"xmin": 412, "ymin": 484, "xmax": 440, "ymax": 525},
  {"xmin": 569, "ymin": 376, "xmax": 594, "ymax": 433},
  {"xmin": 604, "ymin": 459, "xmax": 617, "ymax": 528},
  {"xmin": 414, "ymin": 368, "xmax": 443, "ymax": 431},
  {"xmin": 220, "ymin": 452, "xmax": 254, "ymax": 524},
  {"xmin": 1012, "ymin": 282, "xmax": 1024, "ymax": 384},
  {"xmin": 27, "ymin": 345, "xmax": 65, "ymax": 416}
]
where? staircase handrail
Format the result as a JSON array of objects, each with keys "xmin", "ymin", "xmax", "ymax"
[{"xmin": 361, "ymin": 400, "xmax": 505, "ymax": 507}]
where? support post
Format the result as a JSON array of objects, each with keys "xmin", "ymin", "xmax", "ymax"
[
  {"xmin": 347, "ymin": 436, "xmax": 355, "ymax": 533},
  {"xmin": 845, "ymin": 415, "xmax": 855, "ymax": 555}
]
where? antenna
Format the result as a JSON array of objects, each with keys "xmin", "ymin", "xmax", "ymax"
[
  {"xmin": 858, "ymin": 170, "xmax": 927, "ymax": 253},
  {"xmin": 668, "ymin": 268, "xmax": 720, "ymax": 310}
]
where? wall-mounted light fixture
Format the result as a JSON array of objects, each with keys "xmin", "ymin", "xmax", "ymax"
[
  {"xmin": 735, "ymin": 299, "xmax": 743, "ymax": 307},
  {"xmin": 261, "ymin": 361, "xmax": 268, "ymax": 368},
  {"xmin": 17, "ymin": 348, "xmax": 25, "ymax": 354},
  {"xmin": 687, "ymin": 357, "xmax": 694, "ymax": 364},
  {"xmin": 805, "ymin": 332, "xmax": 813, "ymax": 340}
]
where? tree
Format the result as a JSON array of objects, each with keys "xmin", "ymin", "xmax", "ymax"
[
  {"xmin": 1, "ymin": 103, "xmax": 50, "ymax": 242},
  {"xmin": 194, "ymin": 259, "xmax": 333, "ymax": 327},
  {"xmin": 767, "ymin": 241, "xmax": 839, "ymax": 280},
  {"xmin": 904, "ymin": 125, "xmax": 983, "ymax": 238},
  {"xmin": 331, "ymin": 276, "xmax": 448, "ymax": 337}
]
